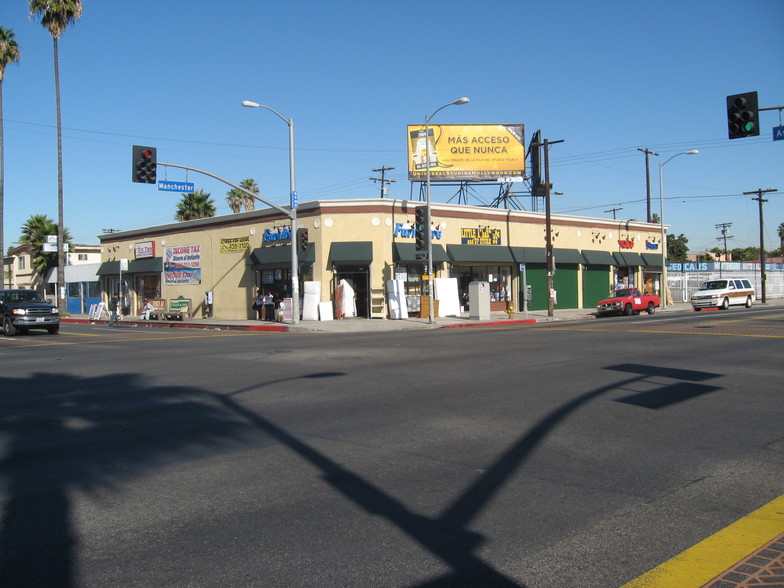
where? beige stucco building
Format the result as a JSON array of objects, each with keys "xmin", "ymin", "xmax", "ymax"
[{"xmin": 97, "ymin": 198, "xmax": 667, "ymax": 320}]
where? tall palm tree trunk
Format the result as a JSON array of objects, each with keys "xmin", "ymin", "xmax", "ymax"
[
  {"xmin": 54, "ymin": 37, "xmax": 65, "ymax": 312},
  {"xmin": 0, "ymin": 81, "xmax": 5, "ymax": 287}
]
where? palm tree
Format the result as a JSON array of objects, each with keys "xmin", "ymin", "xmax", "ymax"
[
  {"xmin": 239, "ymin": 178, "xmax": 259, "ymax": 212},
  {"xmin": 175, "ymin": 189, "xmax": 216, "ymax": 221},
  {"xmin": 29, "ymin": 0, "xmax": 83, "ymax": 312},
  {"xmin": 778, "ymin": 222, "xmax": 784, "ymax": 255},
  {"xmin": 20, "ymin": 213, "xmax": 72, "ymax": 291},
  {"xmin": 225, "ymin": 178, "xmax": 259, "ymax": 213},
  {"xmin": 225, "ymin": 191, "xmax": 243, "ymax": 213},
  {"xmin": 0, "ymin": 27, "xmax": 21, "ymax": 288}
]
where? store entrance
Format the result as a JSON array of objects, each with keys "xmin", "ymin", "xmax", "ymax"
[{"xmin": 334, "ymin": 265, "xmax": 369, "ymax": 318}]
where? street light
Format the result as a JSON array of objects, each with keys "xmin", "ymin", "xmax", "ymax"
[
  {"xmin": 424, "ymin": 97, "xmax": 469, "ymax": 324},
  {"xmin": 658, "ymin": 149, "xmax": 699, "ymax": 309},
  {"xmin": 242, "ymin": 100, "xmax": 300, "ymax": 324}
]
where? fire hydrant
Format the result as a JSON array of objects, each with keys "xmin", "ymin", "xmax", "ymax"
[{"xmin": 506, "ymin": 303, "xmax": 515, "ymax": 319}]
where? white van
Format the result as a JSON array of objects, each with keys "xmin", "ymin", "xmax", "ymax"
[{"xmin": 691, "ymin": 278, "xmax": 756, "ymax": 311}]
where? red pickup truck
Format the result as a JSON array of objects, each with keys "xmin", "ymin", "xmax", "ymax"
[{"xmin": 596, "ymin": 288, "xmax": 660, "ymax": 317}]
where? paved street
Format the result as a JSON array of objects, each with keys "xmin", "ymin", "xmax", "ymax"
[{"xmin": 1, "ymin": 306, "xmax": 782, "ymax": 587}]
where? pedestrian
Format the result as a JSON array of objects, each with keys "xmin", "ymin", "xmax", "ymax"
[
  {"xmin": 263, "ymin": 290, "xmax": 275, "ymax": 321},
  {"xmin": 140, "ymin": 298, "xmax": 154, "ymax": 320},
  {"xmin": 252, "ymin": 289, "xmax": 265, "ymax": 320},
  {"xmin": 108, "ymin": 293, "xmax": 121, "ymax": 326}
]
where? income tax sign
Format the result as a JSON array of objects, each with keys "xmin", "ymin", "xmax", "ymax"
[{"xmin": 407, "ymin": 123, "xmax": 525, "ymax": 182}]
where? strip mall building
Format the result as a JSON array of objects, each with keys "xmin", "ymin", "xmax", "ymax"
[{"xmin": 96, "ymin": 198, "xmax": 667, "ymax": 320}]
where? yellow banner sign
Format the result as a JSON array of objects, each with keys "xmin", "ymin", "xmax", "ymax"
[
  {"xmin": 220, "ymin": 236, "xmax": 250, "ymax": 253},
  {"xmin": 408, "ymin": 124, "xmax": 525, "ymax": 182}
]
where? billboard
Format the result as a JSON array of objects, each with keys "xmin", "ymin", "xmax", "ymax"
[{"xmin": 407, "ymin": 124, "xmax": 525, "ymax": 182}]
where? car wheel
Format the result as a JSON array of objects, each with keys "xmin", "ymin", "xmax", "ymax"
[
  {"xmin": 720, "ymin": 297, "xmax": 730, "ymax": 310},
  {"xmin": 694, "ymin": 308, "xmax": 702, "ymax": 311},
  {"xmin": 3, "ymin": 316, "xmax": 17, "ymax": 337},
  {"xmin": 623, "ymin": 304, "xmax": 633, "ymax": 316},
  {"xmin": 646, "ymin": 302, "xmax": 655, "ymax": 315},
  {"xmin": 745, "ymin": 296, "xmax": 752, "ymax": 309},
  {"xmin": 47, "ymin": 325, "xmax": 60, "ymax": 334}
]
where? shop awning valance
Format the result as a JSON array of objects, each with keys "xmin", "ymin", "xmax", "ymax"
[
  {"xmin": 581, "ymin": 250, "xmax": 615, "ymax": 266},
  {"xmin": 641, "ymin": 253, "xmax": 664, "ymax": 267},
  {"xmin": 553, "ymin": 248, "xmax": 583, "ymax": 265},
  {"xmin": 447, "ymin": 244, "xmax": 514, "ymax": 263},
  {"xmin": 510, "ymin": 247, "xmax": 546, "ymax": 264},
  {"xmin": 393, "ymin": 243, "xmax": 449, "ymax": 263},
  {"xmin": 96, "ymin": 257, "xmax": 162, "ymax": 275},
  {"xmin": 613, "ymin": 251, "xmax": 645, "ymax": 267},
  {"xmin": 250, "ymin": 244, "xmax": 315, "ymax": 265},
  {"xmin": 128, "ymin": 257, "xmax": 162, "ymax": 273},
  {"xmin": 96, "ymin": 261, "xmax": 120, "ymax": 276},
  {"xmin": 329, "ymin": 242, "xmax": 373, "ymax": 263}
]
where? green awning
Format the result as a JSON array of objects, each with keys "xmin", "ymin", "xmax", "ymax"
[
  {"xmin": 510, "ymin": 247, "xmax": 546, "ymax": 264},
  {"xmin": 641, "ymin": 253, "xmax": 664, "ymax": 267},
  {"xmin": 97, "ymin": 258, "xmax": 162, "ymax": 275},
  {"xmin": 329, "ymin": 241, "xmax": 373, "ymax": 263},
  {"xmin": 393, "ymin": 242, "xmax": 449, "ymax": 263},
  {"xmin": 581, "ymin": 250, "xmax": 615, "ymax": 265},
  {"xmin": 613, "ymin": 251, "xmax": 645, "ymax": 266},
  {"xmin": 96, "ymin": 261, "xmax": 120, "ymax": 276},
  {"xmin": 250, "ymin": 244, "xmax": 315, "ymax": 265},
  {"xmin": 128, "ymin": 257, "xmax": 162, "ymax": 273},
  {"xmin": 553, "ymin": 248, "xmax": 583, "ymax": 265},
  {"xmin": 447, "ymin": 244, "xmax": 514, "ymax": 263}
]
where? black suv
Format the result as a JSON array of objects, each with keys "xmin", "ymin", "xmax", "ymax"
[{"xmin": 0, "ymin": 289, "xmax": 60, "ymax": 336}]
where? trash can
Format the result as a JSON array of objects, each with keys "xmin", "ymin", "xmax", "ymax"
[{"xmin": 469, "ymin": 281, "xmax": 490, "ymax": 321}]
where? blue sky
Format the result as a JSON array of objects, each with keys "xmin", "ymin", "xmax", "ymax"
[{"xmin": 2, "ymin": 0, "xmax": 783, "ymax": 253}]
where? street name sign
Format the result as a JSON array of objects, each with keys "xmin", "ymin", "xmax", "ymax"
[
  {"xmin": 158, "ymin": 180, "xmax": 195, "ymax": 193},
  {"xmin": 773, "ymin": 126, "xmax": 784, "ymax": 142}
]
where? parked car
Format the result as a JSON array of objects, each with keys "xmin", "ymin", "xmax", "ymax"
[
  {"xmin": 0, "ymin": 289, "xmax": 60, "ymax": 336},
  {"xmin": 596, "ymin": 288, "xmax": 660, "ymax": 317},
  {"xmin": 691, "ymin": 279, "xmax": 755, "ymax": 311}
]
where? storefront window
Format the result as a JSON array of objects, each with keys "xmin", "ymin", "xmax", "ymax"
[
  {"xmin": 136, "ymin": 275, "xmax": 161, "ymax": 310},
  {"xmin": 614, "ymin": 267, "xmax": 635, "ymax": 289},
  {"xmin": 450, "ymin": 265, "xmax": 512, "ymax": 306}
]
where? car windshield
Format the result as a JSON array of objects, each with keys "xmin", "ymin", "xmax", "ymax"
[
  {"xmin": 702, "ymin": 281, "xmax": 727, "ymax": 290},
  {"xmin": 613, "ymin": 289, "xmax": 634, "ymax": 298},
  {"xmin": 2, "ymin": 290, "xmax": 46, "ymax": 303}
]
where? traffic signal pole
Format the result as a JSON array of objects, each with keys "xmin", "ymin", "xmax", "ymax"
[{"xmin": 153, "ymin": 161, "xmax": 300, "ymax": 322}]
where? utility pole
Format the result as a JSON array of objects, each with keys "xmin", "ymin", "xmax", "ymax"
[
  {"xmin": 605, "ymin": 207, "xmax": 623, "ymax": 220},
  {"xmin": 715, "ymin": 222, "xmax": 733, "ymax": 260},
  {"xmin": 715, "ymin": 222, "xmax": 733, "ymax": 278},
  {"xmin": 541, "ymin": 137, "xmax": 564, "ymax": 317},
  {"xmin": 638, "ymin": 148, "xmax": 659, "ymax": 222},
  {"xmin": 743, "ymin": 188, "xmax": 778, "ymax": 304},
  {"xmin": 370, "ymin": 166, "xmax": 396, "ymax": 198}
]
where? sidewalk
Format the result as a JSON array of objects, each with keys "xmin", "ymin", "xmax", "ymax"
[{"xmin": 62, "ymin": 302, "xmax": 700, "ymax": 334}]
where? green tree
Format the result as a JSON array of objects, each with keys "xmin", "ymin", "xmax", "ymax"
[
  {"xmin": 19, "ymin": 214, "xmax": 72, "ymax": 285},
  {"xmin": 239, "ymin": 178, "xmax": 259, "ymax": 212},
  {"xmin": 0, "ymin": 27, "xmax": 21, "ymax": 287},
  {"xmin": 175, "ymin": 189, "xmax": 216, "ymax": 221},
  {"xmin": 226, "ymin": 178, "xmax": 259, "ymax": 213},
  {"xmin": 731, "ymin": 247, "xmax": 760, "ymax": 262},
  {"xmin": 667, "ymin": 233, "xmax": 689, "ymax": 262},
  {"xmin": 29, "ymin": 0, "xmax": 83, "ymax": 311}
]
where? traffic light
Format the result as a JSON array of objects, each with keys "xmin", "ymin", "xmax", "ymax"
[
  {"xmin": 414, "ymin": 206, "xmax": 428, "ymax": 251},
  {"xmin": 132, "ymin": 145, "xmax": 157, "ymax": 183},
  {"xmin": 296, "ymin": 227, "xmax": 309, "ymax": 252},
  {"xmin": 726, "ymin": 92, "xmax": 760, "ymax": 139}
]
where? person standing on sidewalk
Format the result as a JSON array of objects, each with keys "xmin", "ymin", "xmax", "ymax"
[{"xmin": 108, "ymin": 293, "xmax": 121, "ymax": 326}]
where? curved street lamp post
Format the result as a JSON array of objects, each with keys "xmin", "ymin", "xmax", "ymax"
[
  {"xmin": 241, "ymin": 101, "xmax": 299, "ymax": 324},
  {"xmin": 658, "ymin": 150, "xmax": 699, "ymax": 309},
  {"xmin": 424, "ymin": 97, "xmax": 469, "ymax": 324}
]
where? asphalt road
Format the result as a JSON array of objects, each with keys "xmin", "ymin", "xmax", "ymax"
[{"xmin": 1, "ymin": 307, "xmax": 782, "ymax": 587}]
